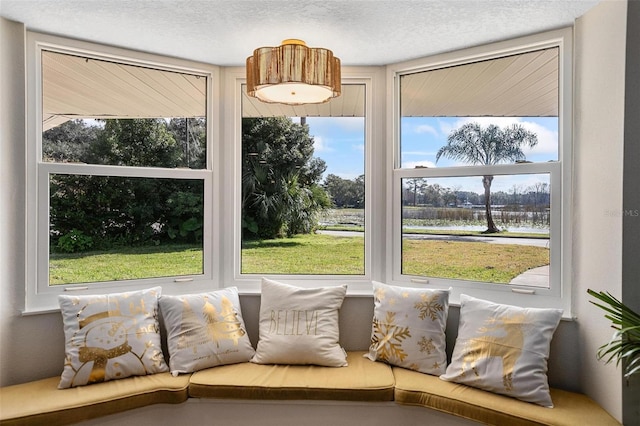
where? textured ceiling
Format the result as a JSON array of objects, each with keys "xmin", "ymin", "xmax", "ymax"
[{"xmin": 1, "ymin": 0, "xmax": 600, "ymax": 66}]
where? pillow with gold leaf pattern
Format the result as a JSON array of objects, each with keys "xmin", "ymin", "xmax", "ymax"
[
  {"xmin": 159, "ymin": 288, "xmax": 255, "ymax": 375},
  {"xmin": 365, "ymin": 282, "xmax": 450, "ymax": 375},
  {"xmin": 58, "ymin": 287, "xmax": 168, "ymax": 388},
  {"xmin": 440, "ymin": 294, "xmax": 562, "ymax": 407}
]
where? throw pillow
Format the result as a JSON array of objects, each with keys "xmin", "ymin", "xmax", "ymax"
[
  {"xmin": 159, "ymin": 288, "xmax": 255, "ymax": 375},
  {"xmin": 58, "ymin": 287, "xmax": 168, "ymax": 388},
  {"xmin": 440, "ymin": 294, "xmax": 562, "ymax": 407},
  {"xmin": 365, "ymin": 282, "xmax": 450, "ymax": 375},
  {"xmin": 250, "ymin": 278, "xmax": 348, "ymax": 367}
]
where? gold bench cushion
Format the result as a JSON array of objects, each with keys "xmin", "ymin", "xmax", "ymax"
[
  {"xmin": 0, "ymin": 373, "xmax": 190, "ymax": 426},
  {"xmin": 189, "ymin": 351, "xmax": 394, "ymax": 401},
  {"xmin": 393, "ymin": 367, "xmax": 621, "ymax": 426}
]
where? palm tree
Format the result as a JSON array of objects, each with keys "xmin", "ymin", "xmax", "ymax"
[
  {"xmin": 241, "ymin": 117, "xmax": 329, "ymax": 239},
  {"xmin": 436, "ymin": 122, "xmax": 538, "ymax": 233}
]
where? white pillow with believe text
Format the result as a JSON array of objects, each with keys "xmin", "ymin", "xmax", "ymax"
[{"xmin": 251, "ymin": 278, "xmax": 348, "ymax": 367}]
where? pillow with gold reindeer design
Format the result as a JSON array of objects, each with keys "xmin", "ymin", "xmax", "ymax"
[
  {"xmin": 159, "ymin": 287, "xmax": 255, "ymax": 375},
  {"xmin": 365, "ymin": 282, "xmax": 450, "ymax": 375},
  {"xmin": 58, "ymin": 287, "xmax": 168, "ymax": 388},
  {"xmin": 440, "ymin": 294, "xmax": 563, "ymax": 407}
]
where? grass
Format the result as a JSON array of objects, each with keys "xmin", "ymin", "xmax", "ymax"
[
  {"xmin": 49, "ymin": 244, "xmax": 203, "ymax": 285},
  {"xmin": 50, "ymin": 233, "xmax": 549, "ymax": 284},
  {"xmin": 402, "ymin": 239, "xmax": 549, "ymax": 283},
  {"xmin": 241, "ymin": 234, "xmax": 365, "ymax": 274}
]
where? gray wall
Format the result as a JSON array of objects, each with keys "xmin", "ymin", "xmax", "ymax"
[
  {"xmin": 573, "ymin": 1, "xmax": 627, "ymax": 420},
  {"xmin": 623, "ymin": 1, "xmax": 640, "ymax": 424}
]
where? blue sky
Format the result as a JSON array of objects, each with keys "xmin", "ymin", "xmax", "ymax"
[
  {"xmin": 305, "ymin": 117, "xmax": 365, "ymax": 180},
  {"xmin": 400, "ymin": 116, "xmax": 558, "ymax": 168},
  {"xmin": 306, "ymin": 116, "xmax": 557, "ymax": 194}
]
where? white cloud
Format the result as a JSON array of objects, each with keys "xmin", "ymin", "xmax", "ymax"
[
  {"xmin": 489, "ymin": 174, "xmax": 550, "ymax": 192},
  {"xmin": 414, "ymin": 124, "xmax": 439, "ymax": 137},
  {"xmin": 306, "ymin": 116, "xmax": 364, "ymax": 133},
  {"xmin": 440, "ymin": 117, "xmax": 558, "ymax": 158},
  {"xmin": 313, "ymin": 136, "xmax": 333, "ymax": 153},
  {"xmin": 352, "ymin": 144, "xmax": 365, "ymax": 153},
  {"xmin": 401, "ymin": 160, "xmax": 437, "ymax": 169},
  {"xmin": 403, "ymin": 150, "xmax": 438, "ymax": 156},
  {"xmin": 519, "ymin": 121, "xmax": 558, "ymax": 156},
  {"xmin": 326, "ymin": 171, "xmax": 361, "ymax": 180}
]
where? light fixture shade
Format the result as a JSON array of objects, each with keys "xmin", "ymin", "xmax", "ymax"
[{"xmin": 246, "ymin": 39, "xmax": 341, "ymax": 105}]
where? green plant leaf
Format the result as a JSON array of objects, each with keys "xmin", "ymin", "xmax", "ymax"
[{"xmin": 588, "ymin": 288, "xmax": 640, "ymax": 377}]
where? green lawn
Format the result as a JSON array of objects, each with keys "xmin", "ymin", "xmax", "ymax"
[
  {"xmin": 50, "ymin": 233, "xmax": 549, "ymax": 284},
  {"xmin": 50, "ymin": 244, "xmax": 203, "ymax": 285},
  {"xmin": 402, "ymin": 239, "xmax": 549, "ymax": 283},
  {"xmin": 241, "ymin": 234, "xmax": 365, "ymax": 274}
]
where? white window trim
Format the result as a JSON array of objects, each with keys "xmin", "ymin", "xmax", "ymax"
[
  {"xmin": 221, "ymin": 67, "xmax": 386, "ymax": 295},
  {"xmin": 24, "ymin": 32, "xmax": 222, "ymax": 313},
  {"xmin": 385, "ymin": 28, "xmax": 574, "ymax": 316}
]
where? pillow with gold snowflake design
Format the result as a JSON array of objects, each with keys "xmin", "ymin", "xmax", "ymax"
[
  {"xmin": 440, "ymin": 294, "xmax": 562, "ymax": 407},
  {"xmin": 159, "ymin": 288, "xmax": 255, "ymax": 375},
  {"xmin": 58, "ymin": 287, "xmax": 168, "ymax": 388},
  {"xmin": 365, "ymin": 282, "xmax": 450, "ymax": 375}
]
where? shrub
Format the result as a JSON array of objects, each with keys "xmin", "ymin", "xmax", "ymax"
[{"xmin": 56, "ymin": 229, "xmax": 94, "ymax": 253}]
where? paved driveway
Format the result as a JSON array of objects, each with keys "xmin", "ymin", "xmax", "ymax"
[
  {"xmin": 318, "ymin": 230, "xmax": 549, "ymax": 248},
  {"xmin": 402, "ymin": 232, "xmax": 550, "ymax": 248}
]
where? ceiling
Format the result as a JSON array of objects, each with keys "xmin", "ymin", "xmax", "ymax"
[{"xmin": 1, "ymin": 0, "xmax": 600, "ymax": 67}]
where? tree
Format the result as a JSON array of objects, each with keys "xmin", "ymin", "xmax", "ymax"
[
  {"xmin": 436, "ymin": 122, "xmax": 538, "ymax": 233},
  {"xmin": 42, "ymin": 119, "xmax": 100, "ymax": 163},
  {"xmin": 405, "ymin": 178, "xmax": 428, "ymax": 206},
  {"xmin": 47, "ymin": 119, "xmax": 205, "ymax": 249},
  {"xmin": 242, "ymin": 117, "xmax": 330, "ymax": 239},
  {"xmin": 89, "ymin": 118, "xmax": 181, "ymax": 167},
  {"xmin": 167, "ymin": 118, "xmax": 207, "ymax": 169},
  {"xmin": 323, "ymin": 174, "xmax": 365, "ymax": 208}
]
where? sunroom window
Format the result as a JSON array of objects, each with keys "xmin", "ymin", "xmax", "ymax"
[
  {"xmin": 392, "ymin": 30, "xmax": 571, "ymax": 309},
  {"xmin": 239, "ymin": 83, "xmax": 367, "ymax": 276},
  {"xmin": 30, "ymin": 44, "xmax": 214, "ymax": 306}
]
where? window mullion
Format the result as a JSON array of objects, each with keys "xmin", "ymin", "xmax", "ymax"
[
  {"xmin": 39, "ymin": 162, "xmax": 211, "ymax": 179},
  {"xmin": 394, "ymin": 162, "xmax": 556, "ymax": 179}
]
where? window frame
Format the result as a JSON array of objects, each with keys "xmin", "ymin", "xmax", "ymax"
[
  {"xmin": 23, "ymin": 29, "xmax": 571, "ymax": 314},
  {"xmin": 221, "ymin": 67, "xmax": 385, "ymax": 294},
  {"xmin": 25, "ymin": 32, "xmax": 221, "ymax": 313},
  {"xmin": 386, "ymin": 28, "xmax": 573, "ymax": 315}
]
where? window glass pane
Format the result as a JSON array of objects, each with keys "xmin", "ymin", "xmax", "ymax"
[
  {"xmin": 240, "ymin": 84, "xmax": 365, "ymax": 275},
  {"xmin": 400, "ymin": 48, "xmax": 559, "ymax": 168},
  {"xmin": 49, "ymin": 175, "xmax": 204, "ymax": 285},
  {"xmin": 41, "ymin": 51, "xmax": 207, "ymax": 169},
  {"xmin": 401, "ymin": 174, "xmax": 550, "ymax": 288}
]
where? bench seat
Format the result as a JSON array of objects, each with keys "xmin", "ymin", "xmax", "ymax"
[
  {"xmin": 189, "ymin": 351, "xmax": 395, "ymax": 401},
  {"xmin": 0, "ymin": 352, "xmax": 621, "ymax": 426},
  {"xmin": 0, "ymin": 373, "xmax": 190, "ymax": 426},
  {"xmin": 392, "ymin": 366, "xmax": 620, "ymax": 426}
]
